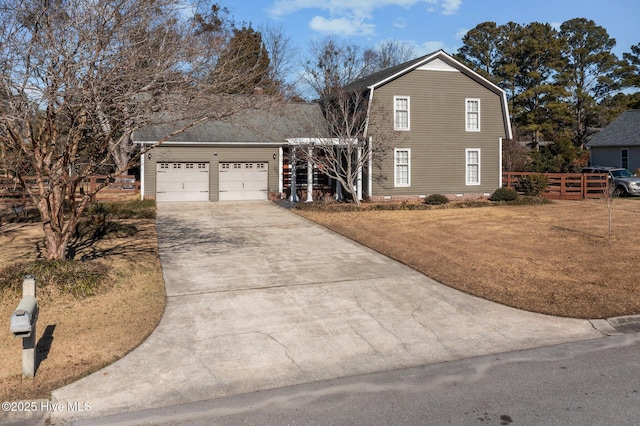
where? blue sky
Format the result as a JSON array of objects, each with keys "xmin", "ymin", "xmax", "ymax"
[{"xmin": 226, "ymin": 0, "xmax": 639, "ymax": 59}]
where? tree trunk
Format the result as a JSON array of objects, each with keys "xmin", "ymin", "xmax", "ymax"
[
  {"xmin": 35, "ymin": 182, "xmax": 87, "ymax": 260},
  {"xmin": 43, "ymin": 222, "xmax": 71, "ymax": 260},
  {"xmin": 108, "ymin": 132, "xmax": 134, "ymax": 173}
]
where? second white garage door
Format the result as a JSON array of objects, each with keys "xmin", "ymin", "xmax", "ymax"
[{"xmin": 219, "ymin": 162, "xmax": 268, "ymax": 201}]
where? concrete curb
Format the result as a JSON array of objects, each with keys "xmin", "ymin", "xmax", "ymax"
[
  {"xmin": 606, "ymin": 314, "xmax": 640, "ymax": 334},
  {"xmin": 590, "ymin": 315, "xmax": 640, "ymax": 336}
]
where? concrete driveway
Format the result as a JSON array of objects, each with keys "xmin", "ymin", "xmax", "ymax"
[{"xmin": 50, "ymin": 201, "xmax": 605, "ymax": 423}]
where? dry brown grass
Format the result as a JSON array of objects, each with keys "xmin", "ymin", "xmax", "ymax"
[
  {"xmin": 0, "ymin": 215, "xmax": 165, "ymax": 402},
  {"xmin": 296, "ymin": 198, "xmax": 640, "ymax": 319}
]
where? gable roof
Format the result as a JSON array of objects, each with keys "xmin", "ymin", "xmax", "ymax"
[
  {"xmin": 133, "ymin": 102, "xmax": 326, "ymax": 144},
  {"xmin": 344, "ymin": 50, "xmax": 506, "ymax": 97},
  {"xmin": 586, "ymin": 110, "xmax": 640, "ymax": 148}
]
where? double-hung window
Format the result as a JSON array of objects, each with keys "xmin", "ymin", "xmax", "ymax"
[
  {"xmin": 394, "ymin": 148, "xmax": 411, "ymax": 187},
  {"xmin": 621, "ymin": 149, "xmax": 629, "ymax": 169},
  {"xmin": 466, "ymin": 98, "xmax": 480, "ymax": 131},
  {"xmin": 466, "ymin": 149, "xmax": 481, "ymax": 185},
  {"xmin": 394, "ymin": 96, "xmax": 410, "ymax": 130}
]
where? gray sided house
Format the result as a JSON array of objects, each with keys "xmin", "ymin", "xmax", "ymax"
[
  {"xmin": 134, "ymin": 50, "xmax": 512, "ymax": 202},
  {"xmin": 353, "ymin": 50, "xmax": 512, "ymax": 200},
  {"xmin": 586, "ymin": 110, "xmax": 640, "ymax": 173}
]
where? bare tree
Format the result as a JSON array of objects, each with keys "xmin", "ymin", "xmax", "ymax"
[
  {"xmin": 293, "ymin": 89, "xmax": 397, "ymax": 205},
  {"xmin": 301, "ymin": 37, "xmax": 368, "ymax": 99},
  {"xmin": 363, "ymin": 39, "xmax": 416, "ymax": 74},
  {"xmin": 0, "ymin": 0, "xmax": 268, "ymax": 260},
  {"xmin": 600, "ymin": 175, "xmax": 617, "ymax": 238},
  {"xmin": 260, "ymin": 22, "xmax": 299, "ymax": 99},
  {"xmin": 502, "ymin": 139, "xmax": 530, "ymax": 171}
]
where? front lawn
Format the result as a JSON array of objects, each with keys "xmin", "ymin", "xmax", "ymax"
[
  {"xmin": 295, "ymin": 198, "xmax": 640, "ymax": 319},
  {"xmin": 0, "ymin": 199, "xmax": 165, "ymax": 402}
]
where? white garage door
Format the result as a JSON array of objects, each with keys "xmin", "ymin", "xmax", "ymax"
[
  {"xmin": 219, "ymin": 162, "xmax": 268, "ymax": 201},
  {"xmin": 156, "ymin": 162, "xmax": 209, "ymax": 202}
]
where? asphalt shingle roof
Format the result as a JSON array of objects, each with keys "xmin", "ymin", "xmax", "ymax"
[
  {"xmin": 586, "ymin": 110, "xmax": 640, "ymax": 148},
  {"xmin": 133, "ymin": 102, "xmax": 326, "ymax": 144},
  {"xmin": 342, "ymin": 53, "xmax": 436, "ymax": 92}
]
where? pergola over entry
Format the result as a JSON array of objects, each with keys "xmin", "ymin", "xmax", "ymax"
[{"xmin": 283, "ymin": 137, "xmax": 365, "ymax": 203}]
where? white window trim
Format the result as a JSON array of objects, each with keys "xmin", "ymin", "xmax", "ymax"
[
  {"xmin": 394, "ymin": 148, "xmax": 411, "ymax": 187},
  {"xmin": 466, "ymin": 148, "xmax": 481, "ymax": 186},
  {"xmin": 465, "ymin": 98, "xmax": 481, "ymax": 132},
  {"xmin": 394, "ymin": 96, "xmax": 410, "ymax": 131}
]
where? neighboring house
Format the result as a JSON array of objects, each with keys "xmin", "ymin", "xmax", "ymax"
[
  {"xmin": 585, "ymin": 110, "xmax": 640, "ymax": 173},
  {"xmin": 134, "ymin": 50, "xmax": 512, "ymax": 202}
]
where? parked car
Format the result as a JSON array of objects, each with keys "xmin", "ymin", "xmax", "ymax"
[{"xmin": 581, "ymin": 166, "xmax": 640, "ymax": 196}]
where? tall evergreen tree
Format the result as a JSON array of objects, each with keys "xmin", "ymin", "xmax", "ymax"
[
  {"xmin": 623, "ymin": 43, "xmax": 640, "ymax": 89},
  {"xmin": 455, "ymin": 21, "xmax": 502, "ymax": 83},
  {"xmin": 210, "ymin": 26, "xmax": 274, "ymax": 95},
  {"xmin": 557, "ymin": 18, "xmax": 624, "ymax": 148},
  {"xmin": 510, "ymin": 22, "xmax": 570, "ymax": 148}
]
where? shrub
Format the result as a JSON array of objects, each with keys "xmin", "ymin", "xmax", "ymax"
[
  {"xmin": 0, "ymin": 260, "xmax": 110, "ymax": 299},
  {"xmin": 106, "ymin": 199, "xmax": 156, "ymax": 219},
  {"xmin": 518, "ymin": 174, "xmax": 549, "ymax": 197},
  {"xmin": 489, "ymin": 187, "xmax": 519, "ymax": 202},
  {"xmin": 508, "ymin": 196, "xmax": 552, "ymax": 205},
  {"xmin": 424, "ymin": 194, "xmax": 450, "ymax": 205}
]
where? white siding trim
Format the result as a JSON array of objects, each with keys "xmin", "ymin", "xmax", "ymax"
[
  {"xmin": 499, "ymin": 138, "xmax": 503, "ymax": 188},
  {"xmin": 140, "ymin": 146, "xmax": 146, "ymax": 200},
  {"xmin": 278, "ymin": 146, "xmax": 284, "ymax": 195}
]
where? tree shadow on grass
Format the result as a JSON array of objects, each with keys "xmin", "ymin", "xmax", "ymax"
[{"xmin": 67, "ymin": 221, "xmax": 158, "ymax": 261}]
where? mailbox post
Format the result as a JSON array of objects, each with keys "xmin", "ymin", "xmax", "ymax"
[{"xmin": 9, "ymin": 275, "xmax": 38, "ymax": 378}]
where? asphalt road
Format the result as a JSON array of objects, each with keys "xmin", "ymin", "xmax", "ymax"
[{"xmin": 74, "ymin": 333, "xmax": 640, "ymax": 426}]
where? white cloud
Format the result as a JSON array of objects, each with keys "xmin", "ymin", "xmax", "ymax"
[
  {"xmin": 268, "ymin": 0, "xmax": 463, "ymax": 36},
  {"xmin": 309, "ymin": 16, "xmax": 376, "ymax": 36},
  {"xmin": 415, "ymin": 40, "xmax": 459, "ymax": 55},
  {"xmin": 393, "ymin": 17, "xmax": 408, "ymax": 29},
  {"xmin": 441, "ymin": 0, "xmax": 462, "ymax": 15}
]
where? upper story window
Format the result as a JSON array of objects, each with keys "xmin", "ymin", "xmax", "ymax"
[
  {"xmin": 394, "ymin": 148, "xmax": 411, "ymax": 187},
  {"xmin": 466, "ymin": 148, "xmax": 481, "ymax": 185},
  {"xmin": 394, "ymin": 96, "xmax": 410, "ymax": 131},
  {"xmin": 466, "ymin": 98, "xmax": 480, "ymax": 132}
]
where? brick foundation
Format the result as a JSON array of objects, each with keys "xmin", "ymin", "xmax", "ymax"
[{"xmin": 369, "ymin": 193, "xmax": 492, "ymax": 202}]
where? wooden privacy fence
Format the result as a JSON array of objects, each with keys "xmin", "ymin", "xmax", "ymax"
[
  {"xmin": 0, "ymin": 175, "xmax": 139, "ymax": 205},
  {"xmin": 502, "ymin": 172, "xmax": 608, "ymax": 200}
]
